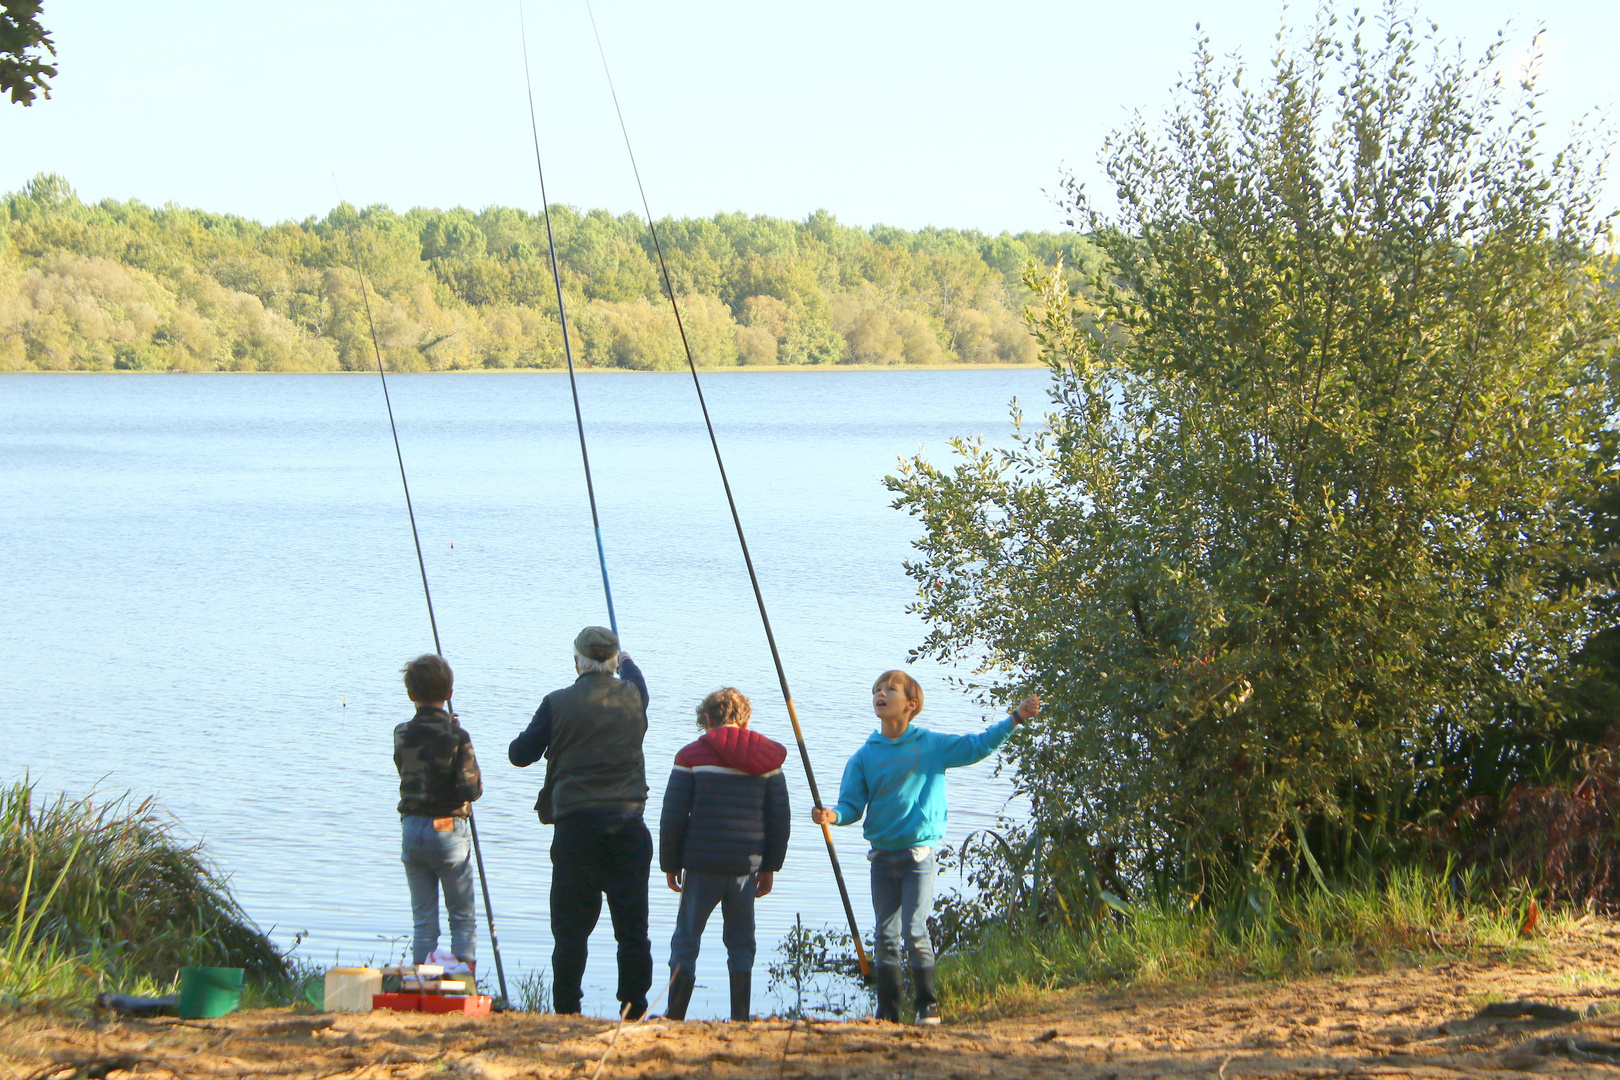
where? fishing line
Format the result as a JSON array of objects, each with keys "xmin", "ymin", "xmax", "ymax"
[
  {"xmin": 337, "ymin": 194, "xmax": 513, "ymax": 1008},
  {"xmin": 579, "ymin": 1, "xmax": 871, "ymax": 979},
  {"xmin": 517, "ymin": 3, "xmax": 619, "ymax": 636}
]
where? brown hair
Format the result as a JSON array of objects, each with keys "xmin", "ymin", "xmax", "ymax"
[
  {"xmin": 872, "ymin": 669, "xmax": 924, "ymax": 721},
  {"xmin": 402, "ymin": 653, "xmax": 454, "ymax": 703},
  {"xmin": 696, "ymin": 687, "xmax": 752, "ymax": 730}
]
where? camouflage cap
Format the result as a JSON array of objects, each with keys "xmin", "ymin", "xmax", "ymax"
[{"xmin": 573, "ymin": 625, "xmax": 620, "ymax": 662}]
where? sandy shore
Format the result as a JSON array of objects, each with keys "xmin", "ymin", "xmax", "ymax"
[{"xmin": 10, "ymin": 921, "xmax": 1619, "ymax": 1079}]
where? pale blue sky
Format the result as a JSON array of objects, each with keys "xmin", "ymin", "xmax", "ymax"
[{"xmin": 1, "ymin": 1, "xmax": 1612, "ymax": 233}]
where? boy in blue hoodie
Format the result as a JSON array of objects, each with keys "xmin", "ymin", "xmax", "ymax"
[{"xmin": 812, "ymin": 670, "xmax": 1039, "ymax": 1025}]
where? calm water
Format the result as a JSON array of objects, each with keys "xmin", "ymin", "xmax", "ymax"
[{"xmin": 3, "ymin": 369, "xmax": 1046, "ymax": 1018}]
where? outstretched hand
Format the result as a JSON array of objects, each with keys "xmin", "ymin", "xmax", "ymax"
[{"xmin": 1013, "ymin": 693, "xmax": 1041, "ymax": 723}]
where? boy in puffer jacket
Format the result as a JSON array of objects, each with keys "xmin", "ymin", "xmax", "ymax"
[{"xmin": 659, "ymin": 688, "xmax": 791, "ymax": 1021}]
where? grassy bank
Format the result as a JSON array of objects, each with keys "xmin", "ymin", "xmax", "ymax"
[
  {"xmin": 936, "ymin": 867, "xmax": 1551, "ymax": 1019},
  {"xmin": 0, "ymin": 779, "xmax": 290, "ymax": 1010}
]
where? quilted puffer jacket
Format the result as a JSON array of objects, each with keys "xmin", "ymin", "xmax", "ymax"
[{"xmin": 659, "ymin": 725, "xmax": 791, "ymax": 876}]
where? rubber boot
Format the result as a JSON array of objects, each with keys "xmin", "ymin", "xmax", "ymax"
[
  {"xmin": 664, "ymin": 971, "xmax": 696, "ymax": 1021},
  {"xmin": 873, "ymin": 966, "xmax": 903, "ymax": 1022},
  {"xmin": 912, "ymin": 965, "xmax": 940, "ymax": 1025},
  {"xmin": 729, "ymin": 971, "xmax": 751, "ymax": 1022}
]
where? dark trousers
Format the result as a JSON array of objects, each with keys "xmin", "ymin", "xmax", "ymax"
[{"xmin": 549, "ymin": 813, "xmax": 653, "ymax": 1016}]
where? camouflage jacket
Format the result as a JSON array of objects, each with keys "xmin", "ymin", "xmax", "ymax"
[{"xmin": 394, "ymin": 706, "xmax": 482, "ymax": 818}]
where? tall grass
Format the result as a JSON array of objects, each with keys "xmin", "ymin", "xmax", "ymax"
[
  {"xmin": 0, "ymin": 779, "xmax": 288, "ymax": 1008},
  {"xmin": 937, "ymin": 866, "xmax": 1549, "ymax": 1018}
]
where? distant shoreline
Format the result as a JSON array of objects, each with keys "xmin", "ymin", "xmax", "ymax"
[{"xmin": 2, "ymin": 363, "xmax": 1049, "ymax": 375}]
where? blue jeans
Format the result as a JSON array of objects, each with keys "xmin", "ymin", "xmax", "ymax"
[
  {"xmin": 401, "ymin": 816, "xmax": 477, "ymax": 965},
  {"xmin": 870, "ymin": 849, "xmax": 936, "ymax": 968},
  {"xmin": 668, "ymin": 871, "xmax": 757, "ymax": 978}
]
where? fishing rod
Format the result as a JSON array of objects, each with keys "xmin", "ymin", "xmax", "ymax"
[
  {"xmin": 518, "ymin": 3, "xmax": 618, "ymax": 636},
  {"xmin": 341, "ymin": 213, "xmax": 513, "ymax": 1009},
  {"xmin": 580, "ymin": 0, "xmax": 871, "ymax": 980}
]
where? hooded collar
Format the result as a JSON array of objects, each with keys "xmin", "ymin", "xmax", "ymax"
[
  {"xmin": 676, "ymin": 724, "xmax": 787, "ymax": 775},
  {"xmin": 866, "ymin": 723, "xmax": 925, "ymax": 746}
]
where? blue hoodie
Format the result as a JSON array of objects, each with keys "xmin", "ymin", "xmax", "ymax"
[{"xmin": 829, "ymin": 716, "xmax": 1016, "ymax": 850}]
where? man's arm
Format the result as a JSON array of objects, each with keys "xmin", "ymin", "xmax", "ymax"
[
  {"xmin": 508, "ymin": 700, "xmax": 552, "ymax": 767},
  {"xmin": 618, "ymin": 655, "xmax": 649, "ymax": 708}
]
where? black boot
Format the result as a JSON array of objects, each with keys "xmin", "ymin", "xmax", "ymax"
[
  {"xmin": 729, "ymin": 971, "xmax": 751, "ymax": 1022},
  {"xmin": 664, "ymin": 971, "xmax": 696, "ymax": 1021},
  {"xmin": 912, "ymin": 965, "xmax": 940, "ymax": 1025},
  {"xmin": 873, "ymin": 966, "xmax": 903, "ymax": 1022}
]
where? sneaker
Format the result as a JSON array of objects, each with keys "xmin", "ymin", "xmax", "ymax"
[{"xmin": 916, "ymin": 1003, "xmax": 941, "ymax": 1026}]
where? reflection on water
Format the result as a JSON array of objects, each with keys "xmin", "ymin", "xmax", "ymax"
[{"xmin": 2, "ymin": 369, "xmax": 1046, "ymax": 1018}]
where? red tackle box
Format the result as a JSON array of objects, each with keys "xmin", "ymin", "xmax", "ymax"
[
  {"xmin": 371, "ymin": 993, "xmax": 422, "ymax": 1013},
  {"xmin": 420, "ymin": 994, "xmax": 493, "ymax": 1016}
]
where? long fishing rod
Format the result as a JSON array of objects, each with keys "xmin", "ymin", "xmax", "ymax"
[
  {"xmin": 342, "ymin": 214, "xmax": 513, "ymax": 1009},
  {"xmin": 580, "ymin": 1, "xmax": 871, "ymax": 980},
  {"xmin": 518, "ymin": 3, "xmax": 618, "ymax": 636}
]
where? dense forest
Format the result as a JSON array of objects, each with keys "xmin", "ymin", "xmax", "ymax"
[{"xmin": 0, "ymin": 174, "xmax": 1095, "ymax": 373}]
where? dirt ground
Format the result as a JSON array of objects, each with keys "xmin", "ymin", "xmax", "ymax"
[{"xmin": 10, "ymin": 923, "xmax": 1620, "ymax": 1080}]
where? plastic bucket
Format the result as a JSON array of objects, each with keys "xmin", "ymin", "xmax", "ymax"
[{"xmin": 178, "ymin": 966, "xmax": 244, "ymax": 1019}]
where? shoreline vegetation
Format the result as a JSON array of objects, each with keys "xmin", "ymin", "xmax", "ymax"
[
  {"xmin": 0, "ymin": 174, "xmax": 1095, "ymax": 375},
  {"xmin": 0, "ymin": 361, "xmax": 1047, "ymax": 375}
]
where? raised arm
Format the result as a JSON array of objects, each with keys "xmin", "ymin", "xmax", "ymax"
[
  {"xmin": 939, "ymin": 693, "xmax": 1040, "ymax": 768},
  {"xmin": 618, "ymin": 655, "xmax": 649, "ymax": 708},
  {"xmin": 508, "ymin": 700, "xmax": 552, "ymax": 767}
]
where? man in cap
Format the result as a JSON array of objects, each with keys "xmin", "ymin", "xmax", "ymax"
[{"xmin": 509, "ymin": 626, "xmax": 653, "ymax": 1018}]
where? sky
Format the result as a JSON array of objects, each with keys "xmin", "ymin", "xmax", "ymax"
[{"xmin": 0, "ymin": 0, "xmax": 1614, "ymax": 235}]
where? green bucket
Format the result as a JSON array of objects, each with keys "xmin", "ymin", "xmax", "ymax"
[{"xmin": 178, "ymin": 966, "xmax": 244, "ymax": 1019}]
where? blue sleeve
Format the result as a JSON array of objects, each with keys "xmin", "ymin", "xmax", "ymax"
[
  {"xmin": 830, "ymin": 749, "xmax": 869, "ymax": 826},
  {"xmin": 938, "ymin": 716, "xmax": 1016, "ymax": 769},
  {"xmin": 763, "ymin": 771, "xmax": 791, "ymax": 871},
  {"xmin": 508, "ymin": 699, "xmax": 552, "ymax": 767},
  {"xmin": 619, "ymin": 656, "xmax": 650, "ymax": 708},
  {"xmin": 658, "ymin": 768, "xmax": 694, "ymax": 874}
]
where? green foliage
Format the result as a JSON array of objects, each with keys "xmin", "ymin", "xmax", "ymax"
[
  {"xmin": 0, "ymin": 0, "xmax": 54, "ymax": 106},
  {"xmin": 0, "ymin": 779, "xmax": 288, "ymax": 1009},
  {"xmin": 888, "ymin": 5, "xmax": 1620, "ymax": 900},
  {"xmin": 0, "ymin": 177, "xmax": 1088, "ymax": 372}
]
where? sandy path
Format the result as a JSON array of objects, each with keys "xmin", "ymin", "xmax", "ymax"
[{"xmin": 10, "ymin": 923, "xmax": 1620, "ymax": 1079}]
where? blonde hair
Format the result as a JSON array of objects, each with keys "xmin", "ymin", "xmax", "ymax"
[
  {"xmin": 871, "ymin": 670, "xmax": 924, "ymax": 721},
  {"xmin": 696, "ymin": 687, "xmax": 752, "ymax": 730}
]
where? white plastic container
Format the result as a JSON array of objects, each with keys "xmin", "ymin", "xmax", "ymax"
[{"xmin": 324, "ymin": 967, "xmax": 382, "ymax": 1012}]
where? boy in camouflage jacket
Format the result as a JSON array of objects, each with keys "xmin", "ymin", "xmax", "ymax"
[{"xmin": 394, "ymin": 654, "xmax": 483, "ymax": 968}]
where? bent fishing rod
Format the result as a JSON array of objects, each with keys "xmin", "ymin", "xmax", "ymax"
[
  {"xmin": 578, "ymin": 0, "xmax": 871, "ymax": 979},
  {"xmin": 342, "ymin": 217, "xmax": 513, "ymax": 1008}
]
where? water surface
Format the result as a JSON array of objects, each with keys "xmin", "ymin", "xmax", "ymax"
[{"xmin": 2, "ymin": 369, "xmax": 1046, "ymax": 1018}]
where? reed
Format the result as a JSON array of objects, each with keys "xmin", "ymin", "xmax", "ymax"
[{"xmin": 0, "ymin": 778, "xmax": 287, "ymax": 1008}]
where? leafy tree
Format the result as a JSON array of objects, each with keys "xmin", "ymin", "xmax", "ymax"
[
  {"xmin": 1, "ymin": 0, "xmax": 53, "ymax": 105},
  {"xmin": 888, "ymin": 6, "xmax": 1620, "ymax": 898}
]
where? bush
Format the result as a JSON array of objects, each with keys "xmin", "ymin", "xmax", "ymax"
[{"xmin": 0, "ymin": 779, "xmax": 288, "ymax": 1007}]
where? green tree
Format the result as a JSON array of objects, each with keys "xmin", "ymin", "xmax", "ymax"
[
  {"xmin": 888, "ymin": 7, "xmax": 1620, "ymax": 897},
  {"xmin": 1, "ymin": 0, "xmax": 53, "ymax": 105}
]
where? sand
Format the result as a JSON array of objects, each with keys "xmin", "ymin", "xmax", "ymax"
[{"xmin": 9, "ymin": 920, "xmax": 1620, "ymax": 1079}]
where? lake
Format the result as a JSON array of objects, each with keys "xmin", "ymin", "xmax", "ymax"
[{"xmin": 3, "ymin": 368, "xmax": 1048, "ymax": 1018}]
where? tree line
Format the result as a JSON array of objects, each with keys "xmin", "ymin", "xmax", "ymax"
[{"xmin": 0, "ymin": 175, "xmax": 1096, "ymax": 373}]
